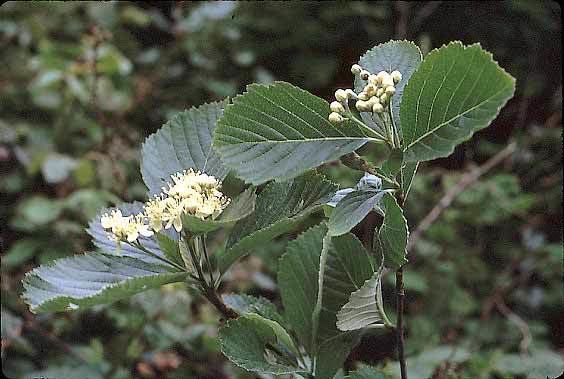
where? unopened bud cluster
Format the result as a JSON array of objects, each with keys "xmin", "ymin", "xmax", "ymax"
[
  {"xmin": 328, "ymin": 63, "xmax": 402, "ymax": 124},
  {"xmin": 101, "ymin": 169, "xmax": 230, "ymax": 243}
]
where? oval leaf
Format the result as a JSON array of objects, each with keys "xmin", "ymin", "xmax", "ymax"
[
  {"xmin": 328, "ymin": 189, "xmax": 387, "ymax": 237},
  {"xmin": 213, "ymin": 81, "xmax": 379, "ymax": 184},
  {"xmin": 379, "ymin": 194, "xmax": 409, "ymax": 269},
  {"xmin": 336, "ymin": 268, "xmax": 390, "ymax": 331},
  {"xmin": 218, "ymin": 172, "xmax": 336, "ymax": 272},
  {"xmin": 141, "ymin": 101, "xmax": 230, "ymax": 194},
  {"xmin": 401, "ymin": 42, "xmax": 516, "ymax": 163},
  {"xmin": 219, "ymin": 314, "xmax": 305, "ymax": 375},
  {"xmin": 278, "ymin": 224, "xmax": 375, "ymax": 378},
  {"xmin": 22, "ymin": 253, "xmax": 186, "ymax": 313}
]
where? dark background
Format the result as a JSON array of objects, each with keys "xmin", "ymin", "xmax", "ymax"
[{"xmin": 1, "ymin": 2, "xmax": 562, "ymax": 378}]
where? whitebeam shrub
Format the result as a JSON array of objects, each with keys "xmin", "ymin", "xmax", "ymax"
[{"xmin": 23, "ymin": 40, "xmax": 515, "ymax": 378}]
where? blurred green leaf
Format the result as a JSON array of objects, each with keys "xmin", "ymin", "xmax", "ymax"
[
  {"xmin": 2, "ymin": 239, "xmax": 41, "ymax": 270},
  {"xmin": 17, "ymin": 196, "xmax": 63, "ymax": 226}
]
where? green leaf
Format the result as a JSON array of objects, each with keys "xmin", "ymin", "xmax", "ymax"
[
  {"xmin": 27, "ymin": 366, "xmax": 104, "ymax": 379},
  {"xmin": 355, "ymin": 40, "xmax": 423, "ymax": 138},
  {"xmin": 328, "ymin": 189, "xmax": 387, "ymax": 237},
  {"xmin": 41, "ymin": 153, "xmax": 78, "ymax": 184},
  {"xmin": 22, "ymin": 252, "xmax": 187, "ymax": 313},
  {"xmin": 2, "ymin": 239, "xmax": 41, "ymax": 270},
  {"xmin": 18, "ymin": 196, "xmax": 63, "ymax": 226},
  {"xmin": 494, "ymin": 350, "xmax": 564, "ymax": 378},
  {"xmin": 246, "ymin": 313, "xmax": 300, "ymax": 357},
  {"xmin": 385, "ymin": 345, "xmax": 470, "ymax": 379},
  {"xmin": 155, "ymin": 233, "xmax": 183, "ymax": 267},
  {"xmin": 278, "ymin": 224, "xmax": 375, "ymax": 378},
  {"xmin": 345, "ymin": 365, "xmax": 389, "ymax": 379},
  {"xmin": 218, "ymin": 172, "xmax": 337, "ymax": 272},
  {"xmin": 379, "ymin": 148, "xmax": 404, "ymax": 179},
  {"xmin": 379, "ymin": 194, "xmax": 409, "ymax": 269},
  {"xmin": 336, "ymin": 268, "xmax": 390, "ymax": 331},
  {"xmin": 222, "ymin": 294, "xmax": 285, "ymax": 325},
  {"xmin": 401, "ymin": 42, "xmax": 516, "ymax": 163},
  {"xmin": 180, "ymin": 186, "xmax": 256, "ymax": 234},
  {"xmin": 141, "ymin": 101, "xmax": 230, "ymax": 194},
  {"xmin": 213, "ymin": 81, "xmax": 380, "ymax": 185},
  {"xmin": 400, "ymin": 162, "xmax": 419, "ymax": 197},
  {"xmin": 219, "ymin": 314, "xmax": 305, "ymax": 374}
]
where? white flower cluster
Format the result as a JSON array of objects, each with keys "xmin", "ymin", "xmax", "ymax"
[
  {"xmin": 100, "ymin": 170, "xmax": 230, "ymax": 243},
  {"xmin": 100, "ymin": 210, "xmax": 154, "ymax": 243},
  {"xmin": 329, "ymin": 64, "xmax": 402, "ymax": 124}
]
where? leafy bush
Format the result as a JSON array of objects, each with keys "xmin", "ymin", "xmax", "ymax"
[{"xmin": 2, "ymin": 2, "xmax": 562, "ymax": 379}]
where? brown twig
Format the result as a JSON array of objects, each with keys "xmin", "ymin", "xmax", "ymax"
[
  {"xmin": 340, "ymin": 152, "xmax": 399, "ymax": 188},
  {"xmin": 407, "ymin": 142, "xmax": 517, "ymax": 250},
  {"xmin": 494, "ymin": 296, "xmax": 532, "ymax": 358},
  {"xmin": 395, "ymin": 267, "xmax": 408, "ymax": 379},
  {"xmin": 204, "ymin": 287, "xmax": 238, "ymax": 320}
]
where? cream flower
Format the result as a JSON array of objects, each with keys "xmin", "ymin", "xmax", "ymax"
[
  {"xmin": 100, "ymin": 210, "xmax": 153, "ymax": 243},
  {"xmin": 144, "ymin": 169, "xmax": 230, "ymax": 233}
]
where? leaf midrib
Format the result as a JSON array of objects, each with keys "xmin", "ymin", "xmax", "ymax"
[
  {"xmin": 406, "ymin": 76, "xmax": 513, "ymax": 149},
  {"xmin": 217, "ymin": 136, "xmax": 375, "ymax": 145}
]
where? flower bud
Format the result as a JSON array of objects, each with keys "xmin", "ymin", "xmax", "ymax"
[
  {"xmin": 364, "ymin": 84, "xmax": 376, "ymax": 96},
  {"xmin": 335, "ymin": 89, "xmax": 347, "ymax": 102},
  {"xmin": 372, "ymin": 102, "xmax": 384, "ymax": 113},
  {"xmin": 380, "ymin": 93, "xmax": 389, "ymax": 104},
  {"xmin": 344, "ymin": 89, "xmax": 357, "ymax": 99},
  {"xmin": 357, "ymin": 92, "xmax": 370, "ymax": 101},
  {"xmin": 351, "ymin": 64, "xmax": 362, "ymax": 75},
  {"xmin": 375, "ymin": 71, "xmax": 387, "ymax": 84},
  {"xmin": 382, "ymin": 75, "xmax": 394, "ymax": 87},
  {"xmin": 360, "ymin": 70, "xmax": 370, "ymax": 80},
  {"xmin": 330, "ymin": 101, "xmax": 345, "ymax": 113},
  {"xmin": 329, "ymin": 112, "xmax": 344, "ymax": 123},
  {"xmin": 385, "ymin": 85, "xmax": 396, "ymax": 95},
  {"xmin": 391, "ymin": 70, "xmax": 402, "ymax": 84},
  {"xmin": 368, "ymin": 74, "xmax": 379, "ymax": 85},
  {"xmin": 376, "ymin": 87, "xmax": 384, "ymax": 97},
  {"xmin": 367, "ymin": 96, "xmax": 380, "ymax": 107},
  {"xmin": 355, "ymin": 100, "xmax": 371, "ymax": 112}
]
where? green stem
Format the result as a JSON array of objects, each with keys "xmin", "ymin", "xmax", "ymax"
[
  {"xmin": 388, "ymin": 101, "xmax": 401, "ymax": 148},
  {"xmin": 200, "ymin": 234, "xmax": 216, "ymax": 287},
  {"xmin": 128, "ymin": 241, "xmax": 186, "ymax": 272},
  {"xmin": 382, "ymin": 111, "xmax": 396, "ymax": 149},
  {"xmin": 186, "ymin": 237, "xmax": 207, "ymax": 286},
  {"xmin": 344, "ymin": 107, "xmax": 388, "ymax": 141},
  {"xmin": 310, "ymin": 233, "xmax": 331, "ymax": 373}
]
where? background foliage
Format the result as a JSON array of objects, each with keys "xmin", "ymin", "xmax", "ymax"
[{"xmin": 1, "ymin": 2, "xmax": 562, "ymax": 378}]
